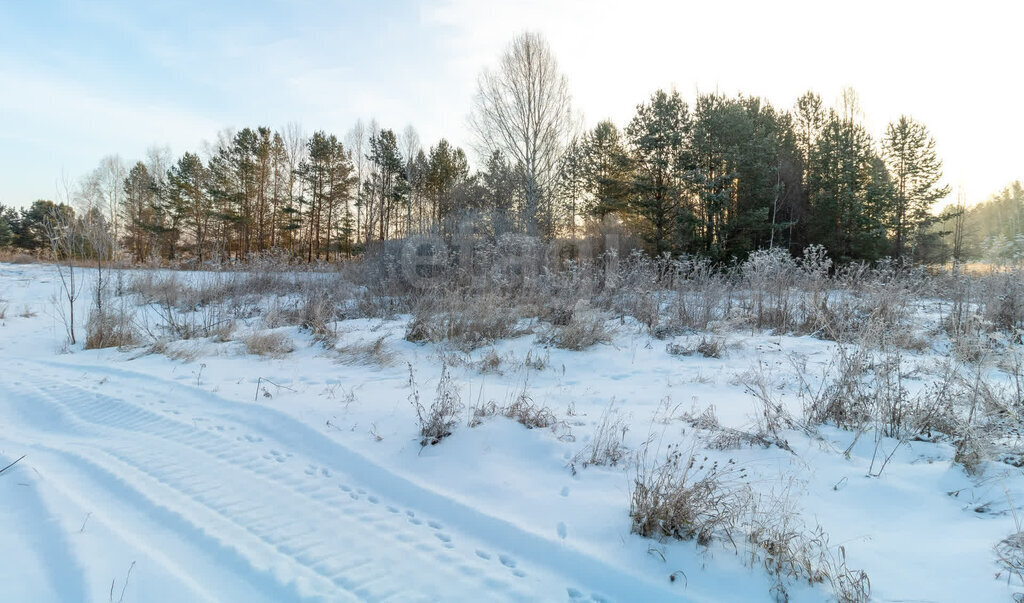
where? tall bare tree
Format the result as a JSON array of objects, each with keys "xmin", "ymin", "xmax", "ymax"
[
  {"xmin": 45, "ymin": 177, "xmax": 84, "ymax": 345},
  {"xmin": 400, "ymin": 124, "xmax": 421, "ymax": 237},
  {"xmin": 345, "ymin": 120, "xmax": 368, "ymax": 245},
  {"xmin": 469, "ymin": 31, "xmax": 578, "ymax": 236}
]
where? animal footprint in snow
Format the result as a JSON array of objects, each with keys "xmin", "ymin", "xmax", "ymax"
[
  {"xmin": 499, "ymin": 554, "xmax": 516, "ymax": 569},
  {"xmin": 475, "ymin": 550, "xmax": 491, "ymax": 560},
  {"xmin": 560, "ymin": 486, "xmax": 570, "ymax": 497},
  {"xmin": 557, "ymin": 522, "xmax": 567, "ymax": 539},
  {"xmin": 435, "ymin": 533, "xmax": 455, "ymax": 548},
  {"xmin": 428, "ymin": 520, "xmax": 442, "ymax": 530}
]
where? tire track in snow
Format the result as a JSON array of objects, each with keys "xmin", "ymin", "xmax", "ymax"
[
  {"xmin": 2, "ymin": 377, "xmax": 535, "ymax": 601},
  {"xmin": 4, "ymin": 360, "xmax": 686, "ymax": 601}
]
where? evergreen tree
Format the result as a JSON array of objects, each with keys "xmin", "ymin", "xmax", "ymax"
[
  {"xmin": 122, "ymin": 162, "xmax": 158, "ymax": 262},
  {"xmin": 363, "ymin": 129, "xmax": 405, "ymax": 242},
  {"xmin": 167, "ymin": 153, "xmax": 212, "ymax": 262},
  {"xmin": 626, "ymin": 89, "xmax": 691, "ymax": 254},
  {"xmin": 296, "ymin": 132, "xmax": 355, "ymax": 260},
  {"xmin": 480, "ymin": 151, "xmax": 520, "ymax": 236},
  {"xmin": 424, "ymin": 139, "xmax": 470, "ymax": 231},
  {"xmin": 881, "ymin": 116, "xmax": 951, "ymax": 258},
  {"xmin": 16, "ymin": 200, "xmax": 62, "ymax": 251},
  {"xmin": 806, "ymin": 112, "xmax": 888, "ymax": 261},
  {"xmin": 583, "ymin": 120, "xmax": 632, "ymax": 220},
  {"xmin": 0, "ymin": 204, "xmax": 14, "ymax": 248},
  {"xmin": 557, "ymin": 138, "xmax": 588, "ymax": 238}
]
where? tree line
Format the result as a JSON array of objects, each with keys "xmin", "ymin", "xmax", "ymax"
[{"xmin": 0, "ymin": 32, "xmax": 974, "ymax": 265}]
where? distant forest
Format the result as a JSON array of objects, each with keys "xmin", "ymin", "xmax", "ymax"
[{"xmin": 0, "ymin": 33, "xmax": 1018, "ymax": 266}]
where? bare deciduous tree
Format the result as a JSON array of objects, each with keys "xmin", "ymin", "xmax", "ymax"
[
  {"xmin": 345, "ymin": 120, "xmax": 368, "ymax": 245},
  {"xmin": 469, "ymin": 31, "xmax": 578, "ymax": 236},
  {"xmin": 44, "ymin": 178, "xmax": 85, "ymax": 345},
  {"xmin": 400, "ymin": 125, "xmax": 421, "ymax": 237}
]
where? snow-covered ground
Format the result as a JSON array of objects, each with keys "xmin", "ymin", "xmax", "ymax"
[{"xmin": 1, "ymin": 261, "xmax": 1022, "ymax": 602}]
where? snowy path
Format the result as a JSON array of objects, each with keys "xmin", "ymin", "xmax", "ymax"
[{"xmin": 0, "ymin": 359, "xmax": 680, "ymax": 602}]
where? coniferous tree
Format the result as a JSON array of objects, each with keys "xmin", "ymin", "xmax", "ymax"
[
  {"xmin": 122, "ymin": 162, "xmax": 158, "ymax": 262},
  {"xmin": 583, "ymin": 120, "xmax": 633, "ymax": 220},
  {"xmin": 167, "ymin": 152, "xmax": 212, "ymax": 262},
  {"xmin": 0, "ymin": 204, "xmax": 15, "ymax": 248},
  {"xmin": 882, "ymin": 116, "xmax": 951, "ymax": 259},
  {"xmin": 806, "ymin": 112, "xmax": 888, "ymax": 261},
  {"xmin": 479, "ymin": 151, "xmax": 520, "ymax": 236},
  {"xmin": 424, "ymin": 139, "xmax": 470, "ymax": 234},
  {"xmin": 626, "ymin": 89, "xmax": 691, "ymax": 254}
]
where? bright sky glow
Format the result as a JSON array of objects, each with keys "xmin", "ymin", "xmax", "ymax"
[{"xmin": 1, "ymin": 0, "xmax": 1020, "ymax": 208}]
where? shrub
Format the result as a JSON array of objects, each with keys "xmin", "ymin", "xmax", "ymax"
[
  {"xmin": 542, "ymin": 301, "xmax": 612, "ymax": 350},
  {"xmin": 406, "ymin": 288, "xmax": 519, "ymax": 351}
]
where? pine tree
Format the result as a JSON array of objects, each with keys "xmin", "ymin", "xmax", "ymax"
[
  {"xmin": 584, "ymin": 120, "xmax": 633, "ymax": 220},
  {"xmin": 167, "ymin": 152, "xmax": 211, "ymax": 262},
  {"xmin": 122, "ymin": 162, "xmax": 157, "ymax": 262},
  {"xmin": 626, "ymin": 89, "xmax": 690, "ymax": 254},
  {"xmin": 0, "ymin": 205, "xmax": 13, "ymax": 248},
  {"xmin": 882, "ymin": 116, "xmax": 951, "ymax": 258},
  {"xmin": 806, "ymin": 112, "xmax": 888, "ymax": 261}
]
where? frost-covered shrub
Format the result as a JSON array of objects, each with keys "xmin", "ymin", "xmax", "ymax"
[
  {"xmin": 542, "ymin": 301, "xmax": 612, "ymax": 351},
  {"xmin": 406, "ymin": 288, "xmax": 519, "ymax": 351}
]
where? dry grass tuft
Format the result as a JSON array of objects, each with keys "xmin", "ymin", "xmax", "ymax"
[
  {"xmin": 336, "ymin": 336, "xmax": 396, "ymax": 367},
  {"xmin": 630, "ymin": 443, "xmax": 748, "ymax": 545},
  {"xmin": 667, "ymin": 337, "xmax": 726, "ymax": 359},
  {"xmin": 469, "ymin": 388, "xmax": 558, "ymax": 431},
  {"xmin": 244, "ymin": 331, "xmax": 295, "ymax": 358},
  {"xmin": 406, "ymin": 289, "xmax": 520, "ymax": 351},
  {"xmin": 501, "ymin": 391, "xmax": 557, "ymax": 429},
  {"xmin": 542, "ymin": 301, "xmax": 612, "ymax": 351},
  {"xmin": 573, "ymin": 401, "xmax": 630, "ymax": 469},
  {"xmin": 410, "ymin": 363, "xmax": 463, "ymax": 446},
  {"xmin": 84, "ymin": 305, "xmax": 138, "ymax": 350}
]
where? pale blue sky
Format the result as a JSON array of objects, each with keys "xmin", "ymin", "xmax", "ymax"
[{"xmin": 2, "ymin": 0, "xmax": 1022, "ymax": 208}]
